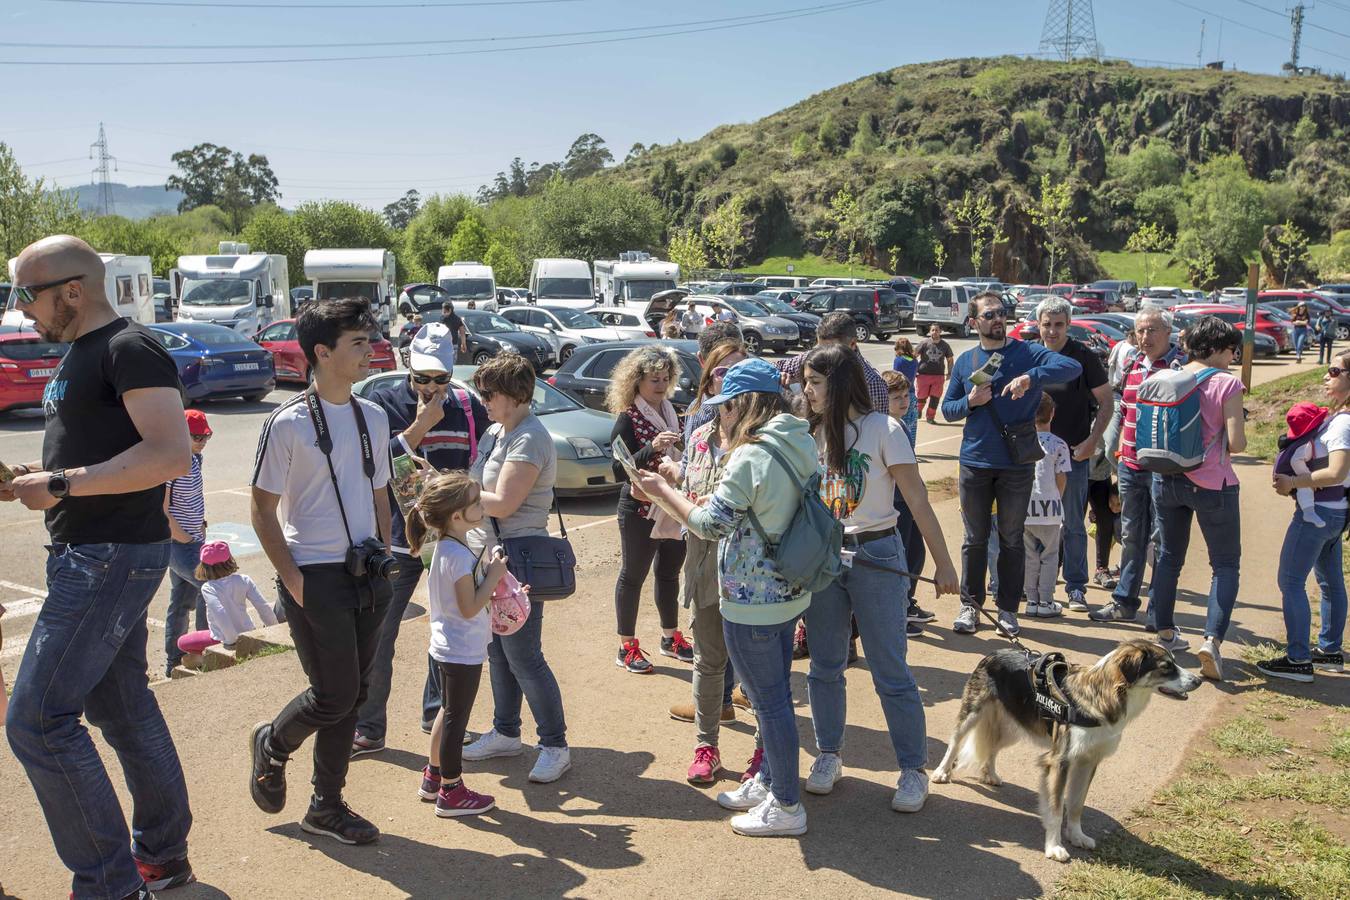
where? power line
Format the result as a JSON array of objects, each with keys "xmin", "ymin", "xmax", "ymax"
[
  {"xmin": 46, "ymin": 0, "xmax": 582, "ymax": 8},
  {"xmin": 1232, "ymin": 0, "xmax": 1350, "ymax": 41},
  {"xmin": 1165, "ymin": 0, "xmax": 1350, "ymax": 62},
  {"xmin": 0, "ymin": 0, "xmax": 880, "ymax": 65}
]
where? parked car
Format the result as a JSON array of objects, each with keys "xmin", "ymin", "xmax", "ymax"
[
  {"xmin": 1140, "ymin": 287, "xmax": 1185, "ymax": 308},
  {"xmin": 1049, "ymin": 283, "xmax": 1077, "ymax": 298},
  {"xmin": 585, "ymin": 306, "xmax": 658, "ymax": 340},
  {"xmin": 149, "ymin": 322, "xmax": 276, "ymax": 403},
  {"xmin": 496, "ymin": 287, "xmax": 531, "ymax": 305},
  {"xmin": 1172, "ymin": 304, "xmax": 1292, "ymax": 352},
  {"xmin": 749, "ymin": 292, "xmax": 820, "ymax": 347},
  {"xmin": 753, "ymin": 287, "xmax": 803, "ymax": 306},
  {"xmin": 1068, "ymin": 288, "xmax": 1110, "ymax": 314},
  {"xmin": 0, "ymin": 324, "xmax": 67, "ymax": 414},
  {"xmin": 397, "ymin": 283, "xmax": 451, "ymax": 321},
  {"xmin": 499, "ymin": 305, "xmax": 624, "ymax": 364},
  {"xmin": 704, "ymin": 282, "xmax": 769, "ymax": 297},
  {"xmin": 458, "ymin": 309, "xmax": 554, "ymax": 372},
  {"xmin": 1262, "ymin": 294, "xmax": 1350, "ymax": 340},
  {"xmin": 912, "ymin": 280, "xmax": 982, "ymax": 336},
  {"xmin": 1316, "ymin": 283, "xmax": 1350, "ymax": 305},
  {"xmin": 548, "ymin": 339, "xmax": 701, "ymax": 413},
  {"xmin": 643, "ymin": 295, "xmax": 796, "ymax": 356},
  {"xmin": 801, "ymin": 285, "xmax": 906, "ymax": 342},
  {"xmin": 1007, "ymin": 319, "xmax": 1114, "ymax": 360},
  {"xmin": 1089, "ymin": 279, "xmax": 1139, "ymax": 309},
  {"xmin": 356, "ymin": 366, "xmax": 619, "ymax": 496},
  {"xmin": 255, "ymin": 318, "xmax": 396, "ymax": 384},
  {"xmin": 1015, "ymin": 292, "xmax": 1058, "ymax": 321},
  {"xmin": 289, "ymin": 286, "xmax": 314, "ymax": 308}
]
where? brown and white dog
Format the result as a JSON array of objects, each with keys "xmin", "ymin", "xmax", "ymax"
[{"xmin": 932, "ymin": 639, "xmax": 1203, "ymax": 862}]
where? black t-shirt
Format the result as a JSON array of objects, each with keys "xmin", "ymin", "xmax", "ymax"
[
  {"xmin": 42, "ymin": 318, "xmax": 184, "ymax": 544},
  {"xmin": 443, "ymin": 312, "xmax": 464, "ymax": 343},
  {"xmin": 916, "ymin": 338, "xmax": 953, "ymax": 375},
  {"xmin": 1039, "ymin": 337, "xmax": 1108, "ymax": 448}
]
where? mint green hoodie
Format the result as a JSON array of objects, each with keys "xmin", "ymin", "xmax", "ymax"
[{"xmin": 686, "ymin": 413, "xmax": 820, "ymax": 625}]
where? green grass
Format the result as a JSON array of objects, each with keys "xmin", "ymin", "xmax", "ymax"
[
  {"xmin": 1241, "ymin": 366, "xmax": 1327, "ymax": 463},
  {"xmin": 1097, "ymin": 251, "xmax": 1192, "ymax": 289},
  {"xmin": 735, "ymin": 252, "xmax": 891, "ymax": 280},
  {"xmin": 1211, "ymin": 716, "xmax": 1292, "ymax": 758},
  {"xmin": 239, "ymin": 643, "xmax": 292, "ymax": 661}
]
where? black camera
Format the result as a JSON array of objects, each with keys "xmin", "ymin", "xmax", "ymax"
[{"xmin": 346, "ymin": 537, "xmax": 400, "ymax": 580}]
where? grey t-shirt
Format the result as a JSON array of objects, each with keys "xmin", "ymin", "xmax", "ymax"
[{"xmin": 470, "ymin": 413, "xmax": 557, "ymax": 543}]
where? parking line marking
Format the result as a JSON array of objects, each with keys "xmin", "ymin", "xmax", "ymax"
[{"xmin": 0, "ymin": 579, "xmax": 46, "ymax": 598}]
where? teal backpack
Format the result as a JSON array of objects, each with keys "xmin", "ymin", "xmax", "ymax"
[{"xmin": 745, "ymin": 441, "xmax": 843, "ymax": 594}]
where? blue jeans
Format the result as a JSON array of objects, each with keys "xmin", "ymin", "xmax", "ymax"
[
  {"xmin": 1113, "ymin": 463, "xmax": 1158, "ymax": 613},
  {"xmin": 724, "ymin": 617, "xmax": 799, "ymax": 806},
  {"xmin": 355, "ymin": 553, "xmax": 442, "ymax": 742},
  {"xmin": 7, "ymin": 542, "xmax": 191, "ymax": 899},
  {"xmin": 1293, "ymin": 325, "xmax": 1309, "ymax": 359},
  {"xmin": 1059, "ymin": 456, "xmax": 1092, "ymax": 594},
  {"xmin": 903, "ymin": 393, "xmax": 919, "ymax": 443},
  {"xmin": 1277, "ymin": 507, "xmax": 1348, "ymax": 661},
  {"xmin": 164, "ymin": 539, "xmax": 206, "ymax": 672},
  {"xmin": 1149, "ymin": 476, "xmax": 1240, "ymax": 639},
  {"xmin": 805, "ymin": 533, "xmax": 927, "ymax": 770},
  {"xmin": 488, "ymin": 599, "xmax": 567, "ymax": 748}
]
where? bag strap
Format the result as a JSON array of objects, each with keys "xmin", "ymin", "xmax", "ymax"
[
  {"xmin": 742, "ymin": 439, "xmax": 806, "ymax": 550},
  {"xmin": 305, "ymin": 387, "xmax": 377, "ymax": 550},
  {"xmin": 453, "ymin": 389, "xmax": 478, "ymax": 465}
]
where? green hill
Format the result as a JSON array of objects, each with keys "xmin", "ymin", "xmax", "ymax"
[{"xmin": 612, "ymin": 56, "xmax": 1350, "ymax": 285}]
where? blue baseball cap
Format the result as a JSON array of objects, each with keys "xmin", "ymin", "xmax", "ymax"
[{"xmin": 702, "ymin": 358, "xmax": 783, "ymax": 406}]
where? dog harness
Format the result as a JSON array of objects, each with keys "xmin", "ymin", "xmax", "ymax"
[{"xmin": 1029, "ymin": 652, "xmax": 1102, "ymax": 728}]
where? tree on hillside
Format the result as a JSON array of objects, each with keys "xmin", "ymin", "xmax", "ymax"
[
  {"xmin": 561, "ymin": 133, "xmax": 613, "ymax": 181},
  {"xmin": 1265, "ymin": 220, "xmax": 1310, "ymax": 287},
  {"xmin": 848, "ymin": 113, "xmax": 880, "ymax": 157},
  {"xmin": 667, "ymin": 228, "xmax": 708, "ymax": 274},
  {"xmin": 402, "ymin": 194, "xmax": 475, "ymax": 282},
  {"xmin": 79, "ymin": 215, "xmax": 185, "ymax": 277},
  {"xmin": 292, "ymin": 200, "xmax": 390, "ymax": 252},
  {"xmin": 484, "ymin": 236, "xmax": 527, "ymax": 288},
  {"xmin": 945, "ymin": 191, "xmax": 997, "ymax": 276},
  {"xmin": 1174, "ymin": 154, "xmax": 1274, "ymax": 283},
  {"xmin": 383, "ymin": 190, "xmax": 421, "ymax": 230},
  {"xmin": 1025, "ymin": 174, "xmax": 1083, "ymax": 283},
  {"xmin": 445, "ymin": 212, "xmax": 490, "ymax": 264},
  {"xmin": 818, "ymin": 113, "xmax": 840, "ymax": 154},
  {"xmin": 1124, "ymin": 221, "xmax": 1174, "ymax": 288},
  {"xmin": 0, "ymin": 143, "xmax": 82, "ymax": 261},
  {"xmin": 703, "ymin": 193, "xmax": 750, "ymax": 270},
  {"xmin": 240, "ymin": 205, "xmax": 309, "ymax": 291},
  {"xmin": 625, "ymin": 143, "xmax": 647, "ymax": 163},
  {"xmin": 932, "ymin": 239, "xmax": 947, "ymax": 276},
  {"xmin": 820, "ymin": 187, "xmax": 865, "ymax": 273},
  {"xmin": 166, "ymin": 143, "xmax": 279, "ymax": 232}
]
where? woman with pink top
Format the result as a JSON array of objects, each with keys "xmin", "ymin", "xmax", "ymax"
[{"xmin": 1144, "ymin": 316, "xmax": 1246, "ymax": 682}]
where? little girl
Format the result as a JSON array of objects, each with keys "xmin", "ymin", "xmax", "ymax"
[
  {"xmin": 407, "ymin": 471, "xmax": 511, "ymax": 818},
  {"xmin": 174, "ymin": 541, "xmax": 277, "ymax": 661}
]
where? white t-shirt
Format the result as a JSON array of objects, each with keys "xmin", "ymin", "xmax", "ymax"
[
  {"xmin": 1026, "ymin": 431, "xmax": 1073, "ymax": 525},
  {"xmin": 428, "ymin": 538, "xmax": 491, "ymax": 665},
  {"xmin": 252, "ymin": 394, "xmax": 393, "ymax": 566},
  {"xmin": 202, "ymin": 573, "xmax": 278, "ymax": 646},
  {"xmin": 1315, "ymin": 412, "xmax": 1350, "ymax": 509},
  {"xmin": 815, "ymin": 411, "xmax": 917, "ymax": 534}
]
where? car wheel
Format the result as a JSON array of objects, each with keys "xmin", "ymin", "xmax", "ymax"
[
  {"xmin": 854, "ymin": 322, "xmax": 871, "ymax": 343},
  {"xmin": 473, "ymin": 350, "xmax": 493, "ymax": 365},
  {"xmin": 743, "ymin": 332, "xmax": 762, "ymax": 355},
  {"xmin": 1338, "ymin": 324, "xmax": 1350, "ymax": 341},
  {"xmin": 560, "ymin": 345, "xmax": 576, "ymax": 363},
  {"xmin": 876, "ymin": 332, "xmax": 891, "ymax": 342}
]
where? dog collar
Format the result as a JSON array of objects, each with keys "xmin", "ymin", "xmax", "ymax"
[{"xmin": 1030, "ymin": 652, "xmax": 1102, "ymax": 728}]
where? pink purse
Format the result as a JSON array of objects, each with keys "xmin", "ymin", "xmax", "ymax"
[{"xmin": 489, "ymin": 570, "xmax": 531, "ymax": 636}]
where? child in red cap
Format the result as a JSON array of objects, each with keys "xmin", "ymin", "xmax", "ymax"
[
  {"xmin": 1283, "ymin": 402, "xmax": 1331, "ymax": 529},
  {"xmin": 163, "ymin": 409, "xmax": 214, "ymax": 676}
]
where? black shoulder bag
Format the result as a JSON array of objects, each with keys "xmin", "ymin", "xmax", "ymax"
[
  {"xmin": 986, "ymin": 400, "xmax": 1044, "ymax": 466},
  {"xmin": 481, "ymin": 427, "xmax": 577, "ymax": 600}
]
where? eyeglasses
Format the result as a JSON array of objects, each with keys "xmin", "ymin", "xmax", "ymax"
[
  {"xmin": 191, "ymin": 433, "xmax": 212, "ymax": 442},
  {"xmin": 1330, "ymin": 366, "xmax": 1347, "ymax": 378},
  {"xmin": 14, "ymin": 274, "xmax": 85, "ymax": 307},
  {"xmin": 479, "ymin": 388, "xmax": 496, "ymax": 401},
  {"xmin": 977, "ymin": 309, "xmax": 1006, "ymax": 321},
  {"xmin": 410, "ymin": 373, "xmax": 452, "ymax": 385}
]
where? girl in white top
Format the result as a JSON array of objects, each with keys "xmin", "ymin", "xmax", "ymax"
[
  {"xmin": 406, "ymin": 471, "xmax": 510, "ymax": 818},
  {"xmin": 191, "ymin": 541, "xmax": 277, "ymax": 651}
]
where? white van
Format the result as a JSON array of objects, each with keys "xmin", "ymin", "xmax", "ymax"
[
  {"xmin": 305, "ymin": 248, "xmax": 397, "ymax": 337},
  {"xmin": 530, "ymin": 258, "xmax": 595, "ymax": 310},
  {"xmin": 3, "ymin": 253, "xmax": 155, "ymax": 329},
  {"xmin": 912, "ymin": 280, "xmax": 983, "ymax": 336},
  {"xmin": 752, "ymin": 276, "xmax": 812, "ymax": 289},
  {"xmin": 436, "ymin": 261, "xmax": 498, "ymax": 313},
  {"xmin": 174, "ymin": 243, "xmax": 291, "ymax": 337},
  {"xmin": 593, "ymin": 253, "xmax": 679, "ymax": 306},
  {"xmin": 808, "ymin": 277, "xmax": 868, "ymax": 288}
]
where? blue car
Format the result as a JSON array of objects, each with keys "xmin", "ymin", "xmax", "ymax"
[{"xmin": 149, "ymin": 322, "xmax": 276, "ymax": 404}]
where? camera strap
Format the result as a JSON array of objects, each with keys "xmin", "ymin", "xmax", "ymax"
[{"xmin": 305, "ymin": 387, "xmax": 377, "ymax": 551}]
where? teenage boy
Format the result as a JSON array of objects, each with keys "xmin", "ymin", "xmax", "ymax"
[
  {"xmin": 882, "ymin": 369, "xmax": 929, "ymax": 636},
  {"xmin": 164, "ymin": 408, "xmax": 213, "ymax": 676},
  {"xmin": 249, "ymin": 298, "xmax": 396, "ymax": 845}
]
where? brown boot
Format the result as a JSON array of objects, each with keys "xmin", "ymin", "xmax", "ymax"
[
  {"xmin": 668, "ymin": 702, "xmax": 734, "ymax": 723},
  {"xmin": 730, "ymin": 686, "xmax": 753, "ymax": 712}
]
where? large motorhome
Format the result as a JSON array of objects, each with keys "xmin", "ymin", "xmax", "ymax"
[
  {"xmin": 593, "ymin": 252, "xmax": 679, "ymax": 306},
  {"xmin": 436, "ymin": 260, "xmax": 498, "ymax": 312},
  {"xmin": 3, "ymin": 253, "xmax": 155, "ymax": 329},
  {"xmin": 172, "ymin": 243, "xmax": 290, "ymax": 337},
  {"xmin": 529, "ymin": 257, "xmax": 595, "ymax": 310},
  {"xmin": 305, "ymin": 248, "xmax": 397, "ymax": 337}
]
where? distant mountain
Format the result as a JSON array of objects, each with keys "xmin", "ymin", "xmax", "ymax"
[{"xmin": 62, "ymin": 182, "xmax": 185, "ymax": 220}]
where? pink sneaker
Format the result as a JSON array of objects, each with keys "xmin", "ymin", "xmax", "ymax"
[
  {"xmin": 418, "ymin": 766, "xmax": 439, "ymax": 801},
  {"xmin": 741, "ymin": 747, "xmax": 764, "ymax": 783},
  {"xmin": 435, "ymin": 780, "xmax": 495, "ymax": 818},
  {"xmin": 686, "ymin": 745, "xmax": 721, "ymax": 785}
]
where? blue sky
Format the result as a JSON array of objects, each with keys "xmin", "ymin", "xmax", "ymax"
[{"xmin": 5, "ymin": 0, "xmax": 1347, "ymax": 209}]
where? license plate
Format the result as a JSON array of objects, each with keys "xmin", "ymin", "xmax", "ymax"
[
  {"xmin": 28, "ymin": 367, "xmax": 55, "ymax": 377},
  {"xmin": 234, "ymin": 362, "xmax": 260, "ymax": 371}
]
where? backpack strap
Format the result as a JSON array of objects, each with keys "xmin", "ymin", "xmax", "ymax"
[
  {"xmin": 453, "ymin": 389, "xmax": 478, "ymax": 465},
  {"xmin": 743, "ymin": 440, "xmax": 806, "ymax": 549}
]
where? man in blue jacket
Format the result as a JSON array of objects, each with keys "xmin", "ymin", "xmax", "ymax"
[
  {"xmin": 352, "ymin": 323, "xmax": 490, "ymax": 756},
  {"xmin": 941, "ymin": 291, "xmax": 1082, "ymax": 637}
]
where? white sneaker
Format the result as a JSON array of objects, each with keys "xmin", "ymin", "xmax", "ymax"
[
  {"xmin": 1035, "ymin": 600, "xmax": 1063, "ymax": 618},
  {"xmin": 529, "ymin": 745, "xmax": 571, "ymax": 783},
  {"xmin": 730, "ymin": 795, "xmax": 807, "ymax": 837},
  {"xmin": 891, "ymin": 769, "xmax": 929, "ymax": 813},
  {"xmin": 804, "ymin": 752, "xmax": 843, "ymax": 795},
  {"xmin": 1155, "ymin": 627, "xmax": 1190, "ymax": 653},
  {"xmin": 717, "ymin": 774, "xmax": 770, "ymax": 810},
  {"xmin": 997, "ymin": 610, "xmax": 1021, "ymax": 637},
  {"xmin": 1198, "ymin": 637, "xmax": 1224, "ymax": 681},
  {"xmin": 462, "ymin": 729, "xmax": 523, "ymax": 761}
]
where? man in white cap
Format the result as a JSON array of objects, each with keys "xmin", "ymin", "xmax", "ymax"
[{"xmin": 351, "ymin": 322, "xmax": 489, "ymax": 756}]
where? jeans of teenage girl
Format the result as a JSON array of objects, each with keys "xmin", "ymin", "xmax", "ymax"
[
  {"xmin": 1294, "ymin": 325, "xmax": 1309, "ymax": 361},
  {"xmin": 724, "ymin": 618, "xmax": 799, "ymax": 806},
  {"xmin": 1148, "ymin": 476, "xmax": 1240, "ymax": 639},
  {"xmin": 1276, "ymin": 506, "xmax": 1349, "ymax": 662},
  {"xmin": 903, "ymin": 391, "xmax": 919, "ymax": 445}
]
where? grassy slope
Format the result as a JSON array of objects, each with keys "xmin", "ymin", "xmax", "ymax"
[
  {"xmin": 735, "ymin": 252, "xmax": 890, "ymax": 279},
  {"xmin": 1096, "ymin": 251, "xmax": 1192, "ymax": 290}
]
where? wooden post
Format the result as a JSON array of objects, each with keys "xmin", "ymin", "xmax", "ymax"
[{"xmin": 1241, "ymin": 262, "xmax": 1259, "ymax": 392}]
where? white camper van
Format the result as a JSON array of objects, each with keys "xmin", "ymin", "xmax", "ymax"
[
  {"xmin": 3, "ymin": 253, "xmax": 155, "ymax": 329},
  {"xmin": 436, "ymin": 261, "xmax": 497, "ymax": 313},
  {"xmin": 593, "ymin": 252, "xmax": 679, "ymax": 307},
  {"xmin": 305, "ymin": 248, "xmax": 397, "ymax": 337},
  {"xmin": 172, "ymin": 242, "xmax": 290, "ymax": 337},
  {"xmin": 529, "ymin": 258, "xmax": 595, "ymax": 310}
]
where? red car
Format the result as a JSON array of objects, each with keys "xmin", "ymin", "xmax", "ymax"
[
  {"xmin": 1172, "ymin": 304, "xmax": 1292, "ymax": 351},
  {"xmin": 1067, "ymin": 288, "xmax": 1109, "ymax": 313},
  {"xmin": 255, "ymin": 318, "xmax": 397, "ymax": 384},
  {"xmin": 0, "ymin": 326, "xmax": 67, "ymax": 414},
  {"xmin": 1049, "ymin": 283, "xmax": 1077, "ymax": 298},
  {"xmin": 1008, "ymin": 319, "xmax": 1121, "ymax": 348}
]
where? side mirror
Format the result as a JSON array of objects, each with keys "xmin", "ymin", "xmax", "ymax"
[{"xmin": 261, "ymin": 294, "xmax": 274, "ymax": 309}]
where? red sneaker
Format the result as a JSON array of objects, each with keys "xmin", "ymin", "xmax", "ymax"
[
  {"xmin": 741, "ymin": 747, "xmax": 764, "ymax": 783},
  {"xmin": 687, "ymin": 745, "xmax": 722, "ymax": 785},
  {"xmin": 435, "ymin": 780, "xmax": 495, "ymax": 817},
  {"xmin": 661, "ymin": 630, "xmax": 694, "ymax": 662},
  {"xmin": 135, "ymin": 855, "xmax": 195, "ymax": 891},
  {"xmin": 616, "ymin": 638, "xmax": 653, "ymax": 673}
]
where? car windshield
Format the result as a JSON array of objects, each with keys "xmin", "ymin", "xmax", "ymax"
[
  {"xmin": 536, "ymin": 277, "xmax": 592, "ymax": 299},
  {"xmin": 317, "ymin": 282, "xmax": 379, "ymax": 302},
  {"xmin": 1084, "ymin": 320, "xmax": 1126, "ymax": 340},
  {"xmin": 624, "ymin": 279, "xmax": 676, "ymax": 302},
  {"xmin": 181, "ymin": 327, "xmax": 258, "ymax": 347},
  {"xmin": 754, "ymin": 296, "xmax": 794, "ymax": 314},
  {"xmin": 466, "ymin": 313, "xmax": 517, "ymax": 334},
  {"xmin": 806, "ymin": 293, "xmax": 833, "ymax": 311},
  {"xmin": 181, "ymin": 278, "xmax": 251, "ymax": 307},
  {"xmin": 727, "ymin": 298, "xmax": 767, "ymax": 316},
  {"xmin": 532, "ymin": 379, "xmax": 581, "ymax": 415},
  {"xmin": 552, "ymin": 308, "xmax": 604, "ymax": 329},
  {"xmin": 0, "ymin": 338, "xmax": 68, "ymax": 360},
  {"xmin": 439, "ymin": 278, "xmax": 494, "ymax": 300}
]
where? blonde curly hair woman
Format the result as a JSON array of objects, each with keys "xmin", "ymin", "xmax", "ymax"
[{"xmin": 607, "ymin": 344, "xmax": 692, "ymax": 673}]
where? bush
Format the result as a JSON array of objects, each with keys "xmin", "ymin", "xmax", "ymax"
[{"xmin": 710, "ymin": 142, "xmax": 738, "ymax": 169}]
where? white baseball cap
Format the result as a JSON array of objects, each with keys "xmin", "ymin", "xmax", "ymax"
[{"xmin": 408, "ymin": 323, "xmax": 456, "ymax": 373}]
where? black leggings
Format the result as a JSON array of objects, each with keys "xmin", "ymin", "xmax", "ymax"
[
  {"xmin": 1087, "ymin": 478, "xmax": 1119, "ymax": 570},
  {"xmin": 436, "ymin": 661, "xmax": 483, "ymax": 781},
  {"xmin": 615, "ymin": 505, "xmax": 687, "ymax": 636}
]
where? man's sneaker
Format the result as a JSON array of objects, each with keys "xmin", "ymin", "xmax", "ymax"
[
  {"xmin": 249, "ymin": 722, "xmax": 286, "ymax": 814},
  {"xmin": 1311, "ymin": 648, "xmax": 1345, "ymax": 673},
  {"xmin": 1067, "ymin": 589, "xmax": 1090, "ymax": 612},
  {"xmin": 792, "ymin": 621, "xmax": 809, "ymax": 659},
  {"xmin": 350, "ymin": 732, "xmax": 385, "ymax": 758},
  {"xmin": 1198, "ymin": 637, "xmax": 1225, "ymax": 681},
  {"xmin": 1027, "ymin": 600, "xmax": 1063, "ymax": 618},
  {"xmin": 907, "ymin": 602, "xmax": 936, "ymax": 624},
  {"xmin": 731, "ymin": 685, "xmax": 753, "ymax": 711},
  {"xmin": 687, "ymin": 745, "xmax": 722, "ymax": 785},
  {"xmin": 616, "ymin": 639, "xmax": 654, "ymax": 674},
  {"xmin": 435, "ymin": 781, "xmax": 495, "ymax": 818},
  {"xmin": 847, "ymin": 638, "xmax": 859, "ymax": 664},
  {"xmin": 462, "ymin": 728, "xmax": 523, "ymax": 761},
  {"xmin": 669, "ymin": 701, "xmax": 734, "ymax": 723},
  {"xmin": 891, "ymin": 769, "xmax": 929, "ymax": 813},
  {"xmin": 730, "ymin": 796, "xmax": 808, "ymax": 837},
  {"xmin": 660, "ymin": 631, "xmax": 695, "ymax": 663},
  {"xmin": 134, "ymin": 856, "xmax": 195, "ymax": 891},
  {"xmin": 741, "ymin": 748, "xmax": 764, "ymax": 783},
  {"xmin": 1091, "ymin": 570, "xmax": 1117, "ymax": 590},
  {"xmin": 418, "ymin": 766, "xmax": 441, "ymax": 801},
  {"xmin": 805, "ymin": 752, "xmax": 843, "ymax": 795},
  {"xmin": 953, "ymin": 605, "xmax": 979, "ymax": 634},
  {"xmin": 1155, "ymin": 628, "xmax": 1190, "ymax": 653},
  {"xmin": 1089, "ymin": 601, "xmax": 1137, "ymax": 623},
  {"xmin": 997, "ymin": 610, "xmax": 1021, "ymax": 637},
  {"xmin": 529, "ymin": 745, "xmax": 572, "ymax": 783},
  {"xmin": 420, "ymin": 719, "xmax": 435, "ymax": 735},
  {"xmin": 1256, "ymin": 654, "xmax": 1314, "ymax": 684},
  {"xmin": 300, "ymin": 798, "xmax": 379, "ymax": 845},
  {"xmin": 1144, "ymin": 606, "xmax": 1157, "ymax": 633},
  {"xmin": 906, "ymin": 621, "xmax": 924, "ymax": 638},
  {"xmin": 718, "ymin": 773, "xmax": 770, "ymax": 810}
]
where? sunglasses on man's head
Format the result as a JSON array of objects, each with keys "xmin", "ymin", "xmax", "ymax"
[
  {"xmin": 411, "ymin": 373, "xmax": 452, "ymax": 385},
  {"xmin": 977, "ymin": 309, "xmax": 1006, "ymax": 321},
  {"xmin": 1330, "ymin": 366, "xmax": 1347, "ymax": 378},
  {"xmin": 14, "ymin": 274, "xmax": 85, "ymax": 306}
]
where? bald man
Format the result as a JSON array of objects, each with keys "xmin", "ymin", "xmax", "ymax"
[{"xmin": 1, "ymin": 235, "xmax": 196, "ymax": 897}]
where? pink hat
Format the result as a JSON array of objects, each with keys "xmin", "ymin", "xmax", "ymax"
[{"xmin": 199, "ymin": 541, "xmax": 232, "ymax": 566}]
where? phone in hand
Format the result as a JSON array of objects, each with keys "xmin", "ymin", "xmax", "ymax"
[{"xmin": 0, "ymin": 461, "xmax": 15, "ymax": 485}]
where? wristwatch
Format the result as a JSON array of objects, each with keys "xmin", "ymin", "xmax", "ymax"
[{"xmin": 47, "ymin": 469, "xmax": 70, "ymax": 499}]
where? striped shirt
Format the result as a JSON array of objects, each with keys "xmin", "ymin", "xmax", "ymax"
[
  {"xmin": 1118, "ymin": 349, "xmax": 1183, "ymax": 470},
  {"xmin": 776, "ymin": 350, "xmax": 890, "ymax": 413},
  {"xmin": 168, "ymin": 453, "xmax": 206, "ymax": 540}
]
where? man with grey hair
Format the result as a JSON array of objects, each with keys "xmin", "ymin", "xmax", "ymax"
[
  {"xmin": 1031, "ymin": 296, "xmax": 1112, "ymax": 613},
  {"xmin": 1090, "ymin": 306, "xmax": 1184, "ymax": 626}
]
